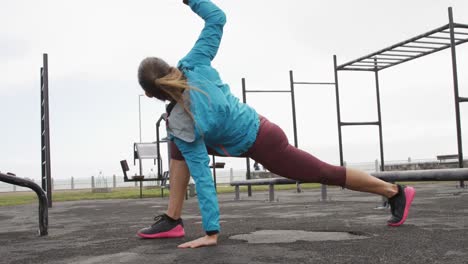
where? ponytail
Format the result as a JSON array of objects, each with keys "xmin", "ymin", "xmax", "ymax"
[{"xmin": 155, "ymin": 67, "xmax": 206, "ymax": 120}]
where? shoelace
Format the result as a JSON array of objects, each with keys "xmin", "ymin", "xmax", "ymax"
[{"xmin": 152, "ymin": 215, "xmax": 165, "ymax": 226}]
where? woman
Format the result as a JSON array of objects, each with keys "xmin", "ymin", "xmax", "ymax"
[{"xmin": 136, "ymin": 0, "xmax": 415, "ymax": 249}]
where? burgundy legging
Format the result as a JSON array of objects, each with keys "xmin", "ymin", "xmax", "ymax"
[{"xmin": 170, "ymin": 116, "xmax": 347, "ymax": 187}]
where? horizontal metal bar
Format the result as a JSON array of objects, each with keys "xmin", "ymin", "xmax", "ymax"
[
  {"xmin": 426, "ymin": 35, "xmax": 465, "ymax": 41},
  {"xmin": 378, "ymin": 38, "xmax": 468, "ymax": 71},
  {"xmin": 337, "ymin": 24, "xmax": 450, "ymax": 70},
  {"xmin": 371, "ymin": 168, "xmax": 468, "ymax": 182},
  {"xmin": 401, "ymin": 44, "xmax": 437, "ymax": 50},
  {"xmin": 245, "ymin": 90, "xmax": 290, "ymax": 93},
  {"xmin": 389, "ymin": 49, "xmax": 425, "ymax": 53},
  {"xmin": 378, "ymin": 53, "xmax": 414, "ymax": 57},
  {"xmin": 351, "ymin": 61, "xmax": 393, "ymax": 65},
  {"xmin": 124, "ymin": 177, "xmax": 166, "ymax": 182},
  {"xmin": 341, "ymin": 121, "xmax": 380, "ymax": 126},
  {"xmin": 459, "ymin": 97, "xmax": 468, "ymax": 103},
  {"xmin": 413, "ymin": 40, "xmax": 449, "ymax": 45},
  {"xmin": 366, "ymin": 57, "xmax": 404, "ymax": 61},
  {"xmin": 454, "ymin": 23, "xmax": 468, "ymax": 29},
  {"xmin": 337, "ymin": 67, "xmax": 376, "ymax": 72},
  {"xmin": 347, "ymin": 64, "xmax": 381, "ymax": 68},
  {"xmin": 231, "ymin": 178, "xmax": 296, "ymax": 186},
  {"xmin": 293, "ymin": 82, "xmax": 335, "ymax": 85},
  {"xmin": 442, "ymin": 30, "xmax": 468, "ymax": 36},
  {"xmin": 0, "ymin": 172, "xmax": 48, "ymax": 236},
  {"xmin": 425, "ymin": 35, "xmax": 451, "ymax": 40}
]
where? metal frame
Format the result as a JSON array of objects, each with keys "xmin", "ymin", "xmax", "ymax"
[
  {"xmin": 334, "ymin": 7, "xmax": 467, "ymax": 187},
  {"xmin": 0, "ymin": 172, "xmax": 48, "ymax": 236},
  {"xmin": 118, "ymin": 114, "xmax": 169, "ymax": 198},
  {"xmin": 40, "ymin": 53, "xmax": 52, "ymax": 207},
  {"xmin": 289, "ymin": 71, "xmax": 337, "ymax": 200},
  {"xmin": 241, "ymin": 77, "xmax": 299, "ymax": 196},
  {"xmin": 124, "ymin": 113, "xmax": 223, "ymax": 197}
]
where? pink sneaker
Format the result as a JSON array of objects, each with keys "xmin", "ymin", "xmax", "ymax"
[
  {"xmin": 387, "ymin": 185, "xmax": 415, "ymax": 227},
  {"xmin": 137, "ymin": 214, "xmax": 185, "ymax": 239}
]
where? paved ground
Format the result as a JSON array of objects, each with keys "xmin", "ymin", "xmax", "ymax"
[{"xmin": 0, "ymin": 183, "xmax": 467, "ymax": 264}]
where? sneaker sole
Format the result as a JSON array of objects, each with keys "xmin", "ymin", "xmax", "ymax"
[
  {"xmin": 388, "ymin": 186, "xmax": 415, "ymax": 227},
  {"xmin": 137, "ymin": 224, "xmax": 185, "ymax": 239}
]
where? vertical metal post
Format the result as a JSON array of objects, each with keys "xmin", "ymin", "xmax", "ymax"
[
  {"xmin": 269, "ymin": 184, "xmax": 275, "ymax": 202},
  {"xmin": 374, "ymin": 59, "xmax": 385, "ymax": 171},
  {"xmin": 289, "ymin": 71, "xmax": 299, "ymax": 148},
  {"xmin": 448, "ymin": 8, "xmax": 465, "ymax": 188},
  {"xmin": 140, "ymin": 181, "xmax": 143, "ymax": 198},
  {"xmin": 320, "ymin": 185, "xmax": 327, "ymax": 201},
  {"xmin": 242, "ymin": 78, "xmax": 252, "ymax": 196},
  {"xmin": 41, "ymin": 53, "xmax": 52, "ymax": 208},
  {"xmin": 156, "ymin": 120, "xmax": 161, "ymax": 178},
  {"xmin": 71, "ymin": 177, "xmax": 74, "ymax": 190},
  {"xmin": 139, "ymin": 159, "xmax": 143, "ymax": 177},
  {"xmin": 289, "ymin": 71, "xmax": 302, "ymax": 193},
  {"xmin": 333, "ymin": 55, "xmax": 344, "ymax": 167},
  {"xmin": 212, "ymin": 155, "xmax": 217, "ymax": 192},
  {"xmin": 40, "ymin": 67, "xmax": 46, "ymax": 192}
]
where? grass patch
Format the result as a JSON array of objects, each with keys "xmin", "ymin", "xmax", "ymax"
[{"xmin": 0, "ymin": 183, "xmax": 322, "ymax": 207}]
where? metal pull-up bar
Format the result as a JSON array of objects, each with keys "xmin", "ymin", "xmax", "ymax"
[
  {"xmin": 289, "ymin": 71, "xmax": 337, "ymax": 201},
  {"xmin": 242, "ymin": 71, "xmax": 337, "ymax": 200},
  {"xmin": 334, "ymin": 55, "xmax": 386, "ymax": 171},
  {"xmin": 241, "ymin": 74, "xmax": 303, "ymax": 196},
  {"xmin": 333, "ymin": 7, "xmax": 467, "ymax": 187}
]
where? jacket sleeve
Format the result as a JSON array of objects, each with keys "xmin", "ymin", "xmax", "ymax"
[
  {"xmin": 173, "ymin": 137, "xmax": 220, "ymax": 233},
  {"xmin": 178, "ymin": 0, "xmax": 226, "ymax": 68}
]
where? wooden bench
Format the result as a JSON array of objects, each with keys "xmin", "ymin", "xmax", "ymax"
[{"xmin": 230, "ymin": 178, "xmax": 299, "ymax": 202}]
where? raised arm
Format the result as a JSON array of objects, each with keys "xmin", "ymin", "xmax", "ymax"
[{"xmin": 178, "ymin": 0, "xmax": 227, "ymax": 68}]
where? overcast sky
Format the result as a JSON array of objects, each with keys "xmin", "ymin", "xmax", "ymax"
[{"xmin": 1, "ymin": 0, "xmax": 468, "ymax": 180}]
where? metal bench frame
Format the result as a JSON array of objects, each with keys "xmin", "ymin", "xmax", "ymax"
[
  {"xmin": 230, "ymin": 178, "xmax": 297, "ymax": 202},
  {"xmin": 0, "ymin": 172, "xmax": 48, "ymax": 236}
]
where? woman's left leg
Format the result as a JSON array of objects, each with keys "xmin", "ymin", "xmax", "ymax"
[{"xmin": 247, "ymin": 116, "xmax": 414, "ymax": 226}]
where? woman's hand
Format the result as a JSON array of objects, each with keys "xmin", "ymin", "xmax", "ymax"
[{"xmin": 178, "ymin": 234, "xmax": 218, "ymax": 248}]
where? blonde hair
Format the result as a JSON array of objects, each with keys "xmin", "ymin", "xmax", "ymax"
[
  {"xmin": 156, "ymin": 68, "xmax": 209, "ymax": 121},
  {"xmin": 155, "ymin": 68, "xmax": 190, "ymax": 102},
  {"xmin": 138, "ymin": 57, "xmax": 206, "ymax": 121}
]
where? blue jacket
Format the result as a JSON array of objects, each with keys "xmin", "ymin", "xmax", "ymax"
[{"xmin": 167, "ymin": 0, "xmax": 259, "ymax": 233}]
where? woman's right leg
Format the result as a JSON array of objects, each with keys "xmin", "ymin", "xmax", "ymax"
[
  {"xmin": 345, "ymin": 167, "xmax": 397, "ymax": 198},
  {"xmin": 166, "ymin": 159, "xmax": 190, "ymax": 219}
]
